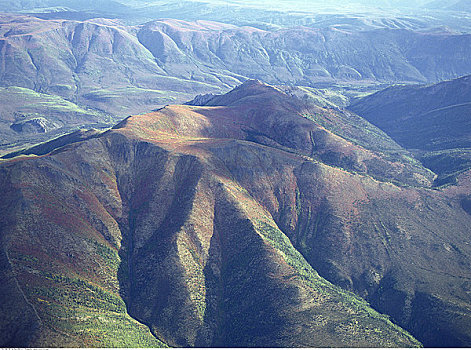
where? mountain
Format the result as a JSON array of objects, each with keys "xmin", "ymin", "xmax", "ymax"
[
  {"xmin": 3, "ymin": 0, "xmax": 471, "ymax": 32},
  {"xmin": 0, "ymin": 14, "xmax": 233, "ymax": 110},
  {"xmin": 2, "ymin": 80, "xmax": 471, "ymax": 347},
  {"xmin": 137, "ymin": 19, "xmax": 471, "ymax": 84},
  {"xmin": 0, "ymin": 80, "xmax": 422, "ymax": 347},
  {"xmin": 350, "ymin": 74, "xmax": 471, "ymax": 185},
  {"xmin": 0, "ymin": 14, "xmax": 238, "ymax": 154},
  {"xmin": 425, "ymin": 0, "xmax": 471, "ymax": 12},
  {"xmin": 2, "ymin": 13, "xmax": 471, "ymax": 154},
  {"xmin": 3, "ymin": 13, "xmax": 470, "ymax": 103}
]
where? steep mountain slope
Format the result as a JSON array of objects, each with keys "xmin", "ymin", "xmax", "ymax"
[
  {"xmin": 2, "ymin": 81, "xmax": 471, "ymax": 347},
  {"xmin": 0, "ymin": 14, "xmax": 232, "ymax": 110},
  {"xmin": 137, "ymin": 19, "xmax": 471, "ymax": 85},
  {"xmin": 3, "ymin": 13, "xmax": 470, "ymax": 104},
  {"xmin": 0, "ymin": 81, "xmax": 423, "ymax": 348},
  {"xmin": 0, "ymin": 14, "xmax": 237, "ymax": 153},
  {"xmin": 350, "ymin": 75, "xmax": 471, "ymax": 185}
]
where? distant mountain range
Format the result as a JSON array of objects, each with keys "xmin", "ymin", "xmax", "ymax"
[
  {"xmin": 1, "ymin": 13, "xmax": 471, "ymax": 155},
  {"xmin": 2, "ymin": 0, "xmax": 470, "ymax": 31},
  {"xmin": 2, "ymin": 79, "xmax": 471, "ymax": 347}
]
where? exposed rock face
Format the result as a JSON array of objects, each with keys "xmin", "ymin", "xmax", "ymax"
[
  {"xmin": 10, "ymin": 117, "xmax": 58, "ymax": 133},
  {"xmin": 1, "ymin": 81, "xmax": 471, "ymax": 347}
]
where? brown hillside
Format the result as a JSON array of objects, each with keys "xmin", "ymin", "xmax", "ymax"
[{"xmin": 1, "ymin": 81, "xmax": 471, "ymax": 347}]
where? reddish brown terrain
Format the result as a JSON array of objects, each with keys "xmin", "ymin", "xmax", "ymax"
[{"xmin": 1, "ymin": 81, "xmax": 471, "ymax": 347}]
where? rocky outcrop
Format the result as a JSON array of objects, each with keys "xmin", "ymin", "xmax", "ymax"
[{"xmin": 10, "ymin": 117, "xmax": 59, "ymax": 133}]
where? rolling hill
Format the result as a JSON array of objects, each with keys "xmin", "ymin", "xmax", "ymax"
[
  {"xmin": 2, "ymin": 81, "xmax": 471, "ymax": 347},
  {"xmin": 1, "ymin": 0, "xmax": 471, "ymax": 347},
  {"xmin": 350, "ymin": 74, "xmax": 471, "ymax": 185}
]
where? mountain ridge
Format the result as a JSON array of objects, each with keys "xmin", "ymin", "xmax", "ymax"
[
  {"xmin": 350, "ymin": 74, "xmax": 471, "ymax": 185},
  {"xmin": 2, "ymin": 81, "xmax": 471, "ymax": 346},
  {"xmin": 4, "ymin": 0, "xmax": 471, "ymax": 32},
  {"xmin": 2, "ymin": 13, "xmax": 471, "ymax": 154},
  {"xmin": 0, "ymin": 109, "xmax": 422, "ymax": 347}
]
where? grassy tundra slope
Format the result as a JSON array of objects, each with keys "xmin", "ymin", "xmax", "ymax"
[
  {"xmin": 350, "ymin": 75, "xmax": 471, "ymax": 186},
  {"xmin": 0, "ymin": 81, "xmax": 427, "ymax": 347},
  {"xmin": 2, "ymin": 81, "xmax": 471, "ymax": 347}
]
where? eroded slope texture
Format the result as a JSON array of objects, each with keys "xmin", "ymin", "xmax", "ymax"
[
  {"xmin": 350, "ymin": 74, "xmax": 471, "ymax": 186},
  {"xmin": 1, "ymin": 81, "xmax": 471, "ymax": 347}
]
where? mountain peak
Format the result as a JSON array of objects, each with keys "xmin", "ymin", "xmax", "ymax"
[
  {"xmin": 203, "ymin": 79, "xmax": 286, "ymax": 106},
  {"xmin": 3, "ymin": 77, "xmax": 471, "ymax": 347},
  {"xmin": 239, "ymin": 78, "xmax": 266, "ymax": 87}
]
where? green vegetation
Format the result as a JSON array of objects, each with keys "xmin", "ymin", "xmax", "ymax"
[
  {"xmin": 8, "ymin": 242, "xmax": 166, "ymax": 347},
  {"xmin": 22, "ymin": 266, "xmax": 166, "ymax": 347},
  {"xmin": 36, "ymin": 300, "xmax": 167, "ymax": 347},
  {"xmin": 34, "ymin": 274, "xmax": 126, "ymax": 313},
  {"xmin": 2, "ymin": 128, "xmax": 105, "ymax": 159},
  {"xmin": 84, "ymin": 87, "xmax": 177, "ymax": 101},
  {"xmin": 0, "ymin": 86, "xmax": 117, "ymax": 156},
  {"xmin": 2, "ymin": 70, "xmax": 471, "ymax": 347},
  {"xmin": 0, "ymin": 87, "xmax": 111, "ymax": 120},
  {"xmin": 254, "ymin": 221, "xmax": 421, "ymax": 347},
  {"xmin": 302, "ymin": 111, "xmax": 405, "ymax": 156}
]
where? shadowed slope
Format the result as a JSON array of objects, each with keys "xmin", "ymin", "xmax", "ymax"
[
  {"xmin": 117, "ymin": 80, "xmax": 435, "ymax": 187},
  {"xmin": 350, "ymin": 74, "xmax": 471, "ymax": 185},
  {"xmin": 350, "ymin": 75, "xmax": 471, "ymax": 151},
  {"xmin": 0, "ymin": 128, "xmax": 421, "ymax": 348},
  {"xmin": 0, "ymin": 139, "xmax": 167, "ymax": 347},
  {"xmin": 0, "ymin": 81, "xmax": 425, "ymax": 347},
  {"xmin": 104, "ymin": 80, "xmax": 471, "ymax": 347},
  {"xmin": 1, "ymin": 81, "xmax": 471, "ymax": 347}
]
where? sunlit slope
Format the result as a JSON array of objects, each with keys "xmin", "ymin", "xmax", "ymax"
[
  {"xmin": 1, "ymin": 13, "xmax": 471, "ymax": 153},
  {"xmin": 0, "ymin": 81, "xmax": 429, "ymax": 347},
  {"xmin": 2, "ymin": 81, "xmax": 471, "ymax": 346}
]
